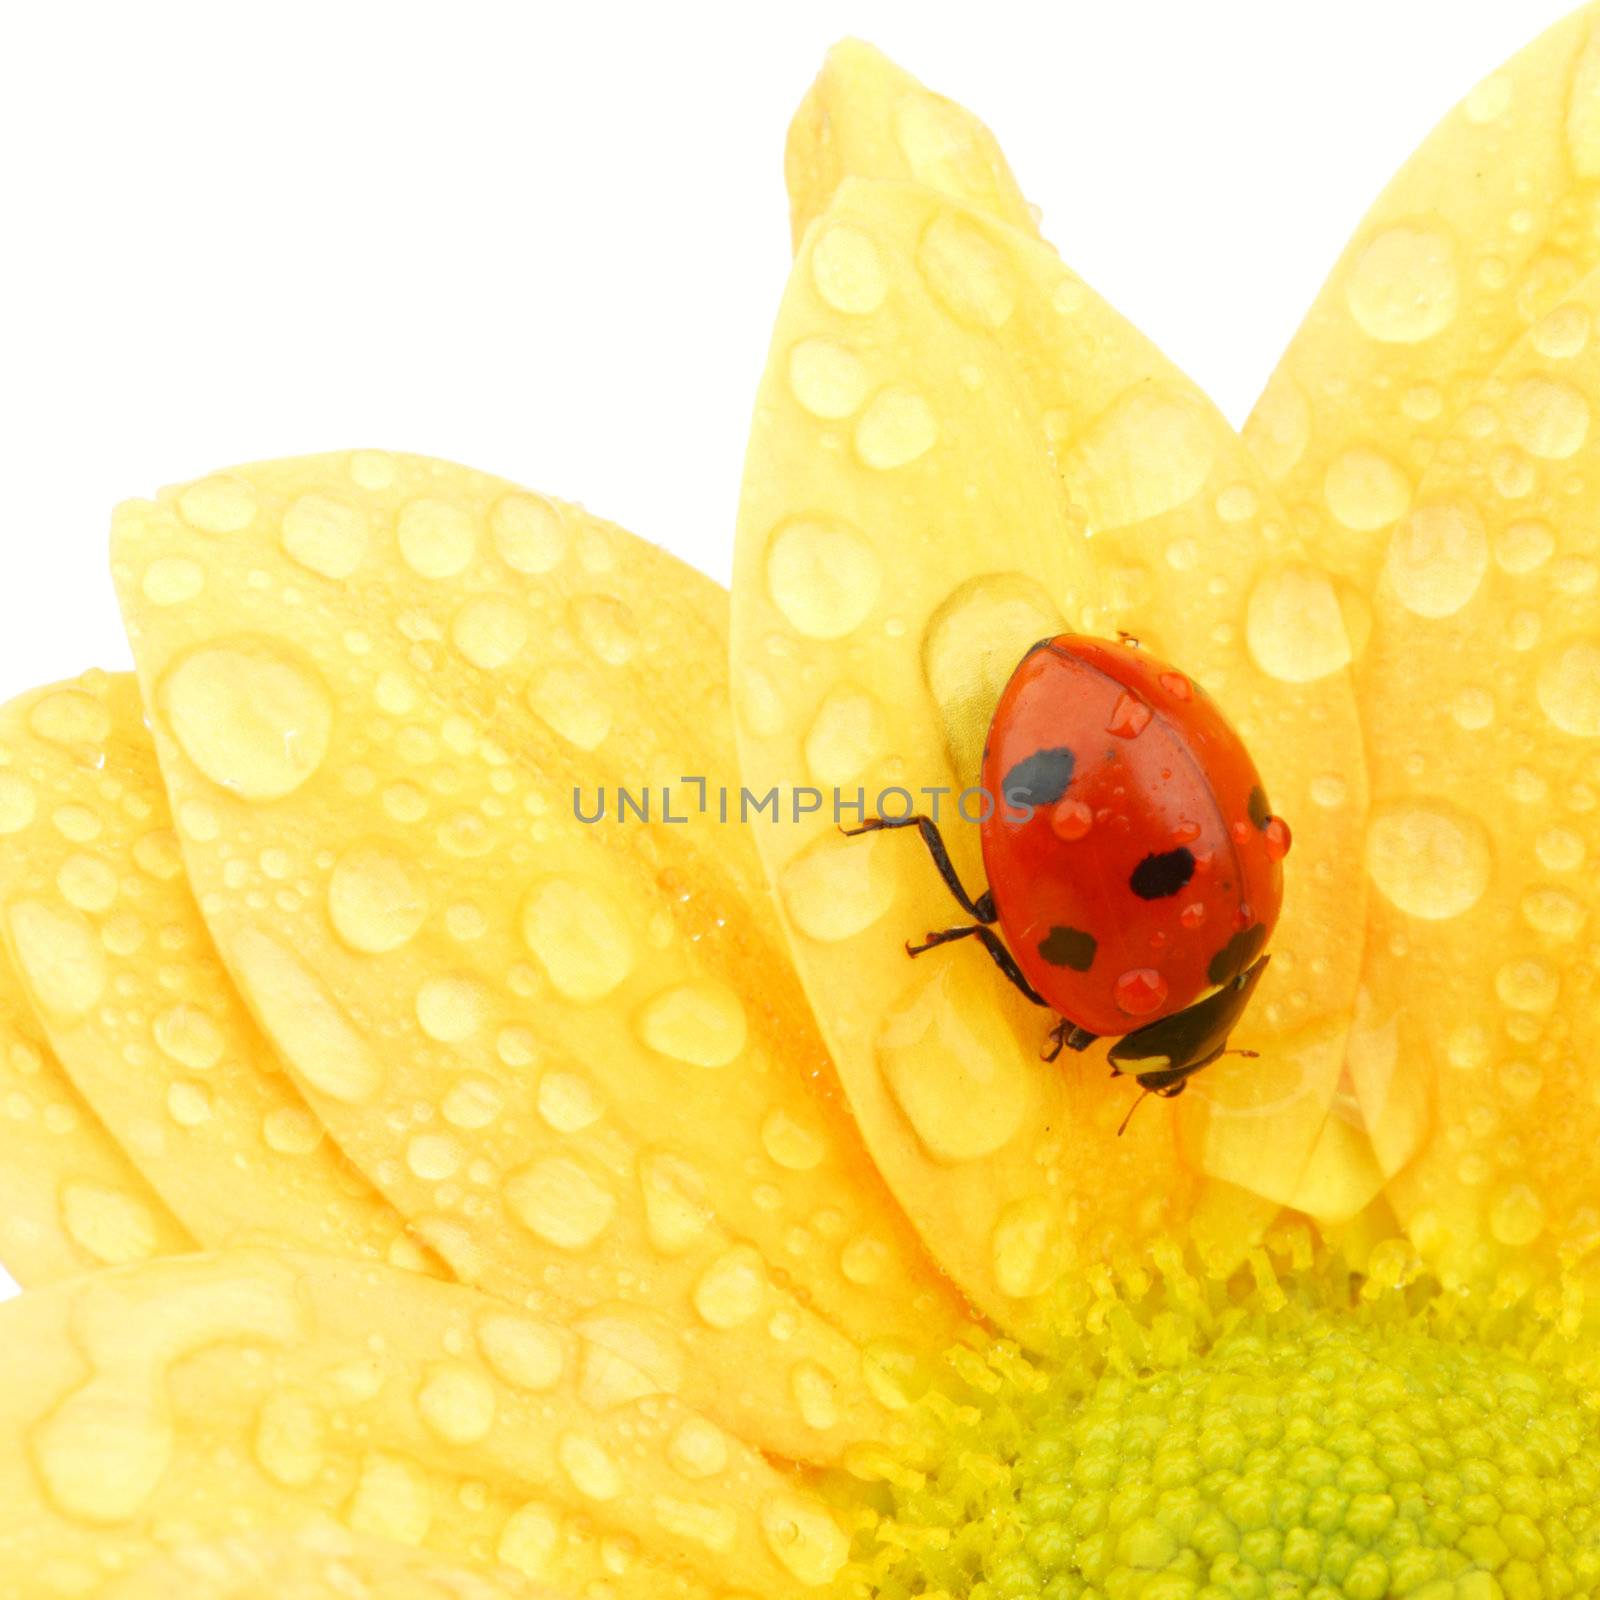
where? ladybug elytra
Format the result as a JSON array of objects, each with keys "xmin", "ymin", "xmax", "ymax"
[{"xmin": 847, "ymin": 634, "xmax": 1289, "ymax": 1131}]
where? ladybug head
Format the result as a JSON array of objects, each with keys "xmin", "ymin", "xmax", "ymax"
[{"xmin": 1107, "ymin": 955, "xmax": 1271, "ymax": 1084}]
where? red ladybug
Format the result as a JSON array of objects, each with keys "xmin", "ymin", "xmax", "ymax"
[{"xmin": 847, "ymin": 634, "xmax": 1289, "ymax": 1130}]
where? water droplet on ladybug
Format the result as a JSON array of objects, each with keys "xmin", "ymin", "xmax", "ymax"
[
  {"xmin": 1265, "ymin": 815, "xmax": 1293, "ymax": 860},
  {"xmin": 1230, "ymin": 819, "xmax": 1252, "ymax": 844},
  {"xmin": 1106, "ymin": 691, "xmax": 1152, "ymax": 739},
  {"xmin": 1180, "ymin": 901, "xmax": 1206, "ymax": 929},
  {"xmin": 1236, "ymin": 902, "xmax": 1253, "ymax": 930},
  {"xmin": 1114, "ymin": 967, "xmax": 1169, "ymax": 1016},
  {"xmin": 1173, "ymin": 819, "xmax": 1201, "ymax": 845},
  {"xmin": 1050, "ymin": 798, "xmax": 1093, "ymax": 841},
  {"xmin": 1159, "ymin": 671, "xmax": 1193, "ymax": 700}
]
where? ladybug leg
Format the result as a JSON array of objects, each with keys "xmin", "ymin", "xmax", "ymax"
[
  {"xmin": 1041, "ymin": 1019, "xmax": 1099, "ymax": 1062},
  {"xmin": 840, "ymin": 815, "xmax": 995, "ymax": 922},
  {"xmin": 905, "ymin": 923, "xmax": 1047, "ymax": 1007}
]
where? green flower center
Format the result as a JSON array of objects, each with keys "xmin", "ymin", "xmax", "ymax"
[{"xmin": 848, "ymin": 1262, "xmax": 1600, "ymax": 1600}]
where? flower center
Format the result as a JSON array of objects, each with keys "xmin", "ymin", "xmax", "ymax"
[{"xmin": 846, "ymin": 1261, "xmax": 1600, "ymax": 1600}]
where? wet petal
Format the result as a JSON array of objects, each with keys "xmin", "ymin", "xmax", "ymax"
[
  {"xmin": 785, "ymin": 39, "xmax": 1037, "ymax": 246},
  {"xmin": 1354, "ymin": 266, "xmax": 1600, "ymax": 1291},
  {"xmin": 98, "ymin": 1526, "xmax": 549, "ymax": 1599},
  {"xmin": 0, "ymin": 672, "xmax": 428, "ymax": 1272},
  {"xmin": 733, "ymin": 168, "xmax": 1367, "ymax": 1335},
  {"xmin": 0, "ymin": 1249, "xmax": 839, "ymax": 1596},
  {"xmin": 0, "ymin": 951, "xmax": 190, "ymax": 1285},
  {"xmin": 1249, "ymin": 3, "xmax": 1600, "ymax": 590},
  {"xmin": 110, "ymin": 452, "xmax": 965, "ymax": 1463}
]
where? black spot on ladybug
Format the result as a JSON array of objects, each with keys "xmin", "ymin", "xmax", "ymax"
[
  {"xmin": 1129, "ymin": 847, "xmax": 1196, "ymax": 900},
  {"xmin": 1207, "ymin": 922, "xmax": 1269, "ymax": 987},
  {"xmin": 1002, "ymin": 746, "xmax": 1075, "ymax": 808},
  {"xmin": 1038, "ymin": 925, "xmax": 1097, "ymax": 971},
  {"xmin": 1247, "ymin": 785, "xmax": 1272, "ymax": 831}
]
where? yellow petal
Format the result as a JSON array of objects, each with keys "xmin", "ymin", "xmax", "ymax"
[
  {"xmin": 95, "ymin": 1526, "xmax": 545, "ymax": 1600},
  {"xmin": 0, "ymin": 1249, "xmax": 838, "ymax": 1597},
  {"xmin": 1355, "ymin": 265, "xmax": 1600, "ymax": 1290},
  {"xmin": 0, "ymin": 950, "xmax": 190, "ymax": 1286},
  {"xmin": 733, "ymin": 171, "xmax": 1367, "ymax": 1333},
  {"xmin": 785, "ymin": 39, "xmax": 1037, "ymax": 247},
  {"xmin": 0, "ymin": 672, "xmax": 429, "ymax": 1273},
  {"xmin": 1248, "ymin": 3, "xmax": 1600, "ymax": 589},
  {"xmin": 111, "ymin": 452, "xmax": 965, "ymax": 1463}
]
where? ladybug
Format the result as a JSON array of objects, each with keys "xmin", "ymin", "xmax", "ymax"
[{"xmin": 846, "ymin": 634, "xmax": 1290, "ymax": 1131}]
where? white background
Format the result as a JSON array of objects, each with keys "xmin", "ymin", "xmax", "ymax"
[{"xmin": 0, "ymin": 2, "xmax": 1577, "ymax": 1297}]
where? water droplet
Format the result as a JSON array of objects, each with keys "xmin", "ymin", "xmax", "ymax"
[
  {"xmin": 1537, "ymin": 827, "xmax": 1586, "ymax": 872},
  {"xmin": 1508, "ymin": 377, "xmax": 1590, "ymax": 459},
  {"xmin": 263, "ymin": 1105, "xmax": 323, "ymax": 1155},
  {"xmin": 498, "ymin": 1502, "xmax": 561, "ymax": 1577},
  {"xmin": 781, "ymin": 831, "xmax": 897, "ymax": 944},
  {"xmin": 1345, "ymin": 224, "xmax": 1459, "ymax": 343},
  {"xmin": 153, "ymin": 1004, "xmax": 224, "ymax": 1070},
  {"xmin": 1107, "ymin": 690, "xmax": 1152, "ymax": 739},
  {"xmin": 1365, "ymin": 803, "xmax": 1491, "ymax": 920},
  {"xmin": 1452, "ymin": 686, "xmax": 1495, "ymax": 730},
  {"xmin": 56, "ymin": 853, "xmax": 117, "ymax": 914},
  {"xmin": 668, "ymin": 1417, "xmax": 728, "ymax": 1479},
  {"xmin": 569, "ymin": 594, "xmax": 637, "ymax": 666},
  {"xmin": 418, "ymin": 1361, "xmax": 496, "ymax": 1444},
  {"xmin": 811, "ymin": 224, "xmax": 886, "ymax": 315},
  {"xmin": 254, "ymin": 1391, "xmax": 325, "ymax": 1487},
  {"xmin": 1533, "ymin": 303, "xmax": 1590, "ymax": 361},
  {"xmin": 59, "ymin": 1182, "xmax": 158, "ymax": 1264},
  {"xmin": 1384, "ymin": 501, "xmax": 1488, "ymax": 617},
  {"xmin": 537, "ymin": 1070, "xmax": 603, "ymax": 1133},
  {"xmin": 917, "ymin": 211, "xmax": 1015, "ymax": 327},
  {"xmin": 1245, "ymin": 564, "xmax": 1352, "ymax": 683},
  {"xmin": 788, "ymin": 337, "xmax": 868, "ymax": 419},
  {"xmin": 29, "ymin": 689, "xmax": 112, "ymax": 751},
  {"xmin": 758, "ymin": 512, "xmax": 876, "ymax": 636},
  {"xmin": 991, "ymin": 1194, "xmax": 1064, "ymax": 1299},
  {"xmin": 1061, "ymin": 388, "xmax": 1217, "ymax": 527},
  {"xmin": 878, "ymin": 963, "xmax": 1031, "ymax": 1161},
  {"xmin": 1489, "ymin": 1183, "xmax": 1546, "ymax": 1246},
  {"xmin": 396, "ymin": 497, "xmax": 477, "ymax": 578},
  {"xmin": 415, "ymin": 974, "xmax": 488, "ymax": 1042},
  {"xmin": 281, "ymin": 493, "xmax": 369, "ymax": 579},
  {"xmin": 635, "ymin": 981, "xmax": 747, "ymax": 1067},
  {"xmin": 7, "ymin": 900, "xmax": 106, "ymax": 1019},
  {"xmin": 790, "ymin": 1361, "xmax": 840, "ymax": 1430},
  {"xmin": 855, "ymin": 386, "xmax": 938, "ymax": 470},
  {"xmin": 479, "ymin": 1313, "xmax": 565, "ymax": 1391},
  {"xmin": 1538, "ymin": 637, "xmax": 1600, "ymax": 735},
  {"xmin": 1521, "ymin": 886, "xmax": 1585, "ymax": 939},
  {"xmin": 1113, "ymin": 968, "xmax": 1168, "ymax": 1016},
  {"xmin": 0, "ymin": 774, "xmax": 36, "ymax": 835},
  {"xmin": 638, "ymin": 1151, "xmax": 712, "ymax": 1254},
  {"xmin": 520, "ymin": 876, "xmax": 635, "ymax": 1001},
  {"xmin": 492, "ymin": 494, "xmax": 568, "ymax": 573},
  {"xmin": 1495, "ymin": 958, "xmax": 1558, "ymax": 1013},
  {"xmin": 558, "ymin": 1433, "xmax": 623, "ymax": 1501},
  {"xmin": 328, "ymin": 843, "xmax": 428, "ymax": 953},
  {"xmin": 451, "ymin": 595, "xmax": 529, "ymax": 670},
  {"xmin": 349, "ymin": 1452, "xmax": 433, "ymax": 1544},
  {"xmin": 803, "ymin": 686, "xmax": 882, "ymax": 787},
  {"xmin": 760, "ymin": 1494, "xmax": 848, "ymax": 1586},
  {"xmin": 1243, "ymin": 372, "xmax": 1309, "ymax": 481},
  {"xmin": 760, "ymin": 1107, "xmax": 827, "ymax": 1171},
  {"xmin": 1323, "ymin": 447, "xmax": 1409, "ymax": 532},
  {"xmin": 528, "ymin": 665, "xmax": 611, "ymax": 750},
  {"xmin": 506, "ymin": 1155, "xmax": 615, "ymax": 1248},
  {"xmin": 693, "ymin": 1245, "xmax": 766, "ymax": 1328},
  {"xmin": 230, "ymin": 929, "xmax": 384, "ymax": 1103},
  {"xmin": 177, "ymin": 475, "xmax": 257, "ymax": 534},
  {"xmin": 406, "ymin": 1132, "xmax": 463, "ymax": 1181},
  {"xmin": 441, "ymin": 1074, "xmax": 503, "ymax": 1129},
  {"xmin": 158, "ymin": 642, "xmax": 333, "ymax": 802}
]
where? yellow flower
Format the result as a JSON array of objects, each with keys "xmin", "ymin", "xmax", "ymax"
[{"xmin": 2, "ymin": 12, "xmax": 1600, "ymax": 1597}]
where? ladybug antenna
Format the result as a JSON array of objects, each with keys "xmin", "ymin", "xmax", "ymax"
[
  {"xmin": 1221, "ymin": 1048, "xmax": 1260, "ymax": 1060},
  {"xmin": 1117, "ymin": 1088, "xmax": 1153, "ymax": 1138}
]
